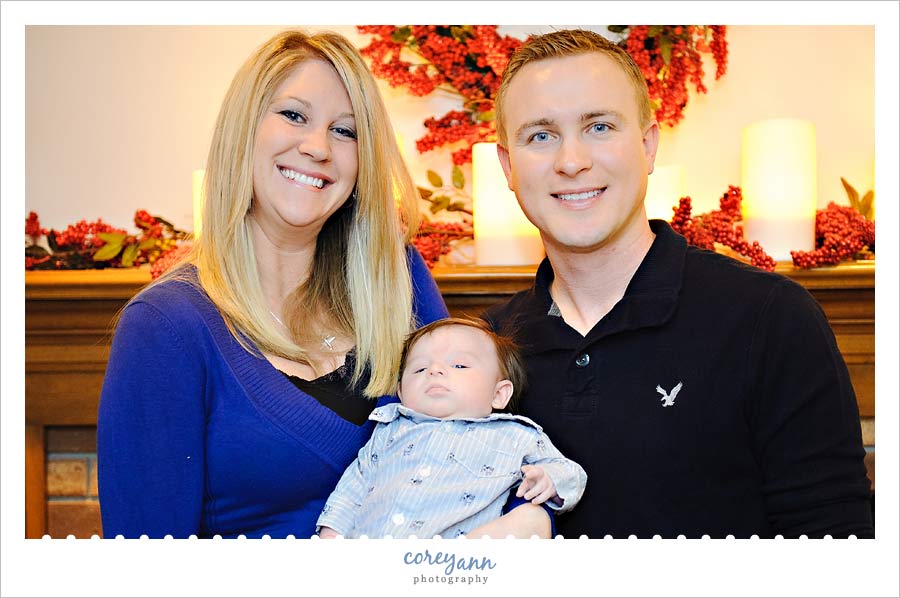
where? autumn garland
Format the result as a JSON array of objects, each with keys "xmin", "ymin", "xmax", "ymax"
[
  {"xmin": 25, "ymin": 210, "xmax": 189, "ymax": 273},
  {"xmin": 25, "ymin": 27, "xmax": 873, "ymax": 273}
]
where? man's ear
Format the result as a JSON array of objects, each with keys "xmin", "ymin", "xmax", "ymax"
[
  {"xmin": 496, "ymin": 144, "xmax": 514, "ymax": 191},
  {"xmin": 491, "ymin": 379, "xmax": 514, "ymax": 410},
  {"xmin": 643, "ymin": 119, "xmax": 660, "ymax": 175}
]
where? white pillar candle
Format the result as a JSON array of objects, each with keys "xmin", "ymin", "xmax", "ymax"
[
  {"xmin": 741, "ymin": 118, "xmax": 817, "ymax": 262},
  {"xmin": 472, "ymin": 142, "xmax": 544, "ymax": 266},
  {"xmin": 192, "ymin": 169, "xmax": 205, "ymax": 239},
  {"xmin": 645, "ymin": 164, "xmax": 685, "ymax": 221}
]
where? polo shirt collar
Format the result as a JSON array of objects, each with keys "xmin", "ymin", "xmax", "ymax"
[{"xmin": 526, "ymin": 219, "xmax": 686, "ymax": 344}]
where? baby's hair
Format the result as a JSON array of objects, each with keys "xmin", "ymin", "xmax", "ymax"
[{"xmin": 398, "ymin": 317, "xmax": 527, "ymax": 413}]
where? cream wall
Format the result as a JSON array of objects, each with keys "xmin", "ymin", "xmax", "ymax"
[{"xmin": 25, "ymin": 25, "xmax": 874, "ymax": 232}]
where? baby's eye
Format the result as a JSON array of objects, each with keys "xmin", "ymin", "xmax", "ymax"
[
  {"xmin": 412, "ymin": 367, "xmax": 426, "ymax": 374},
  {"xmin": 279, "ymin": 110, "xmax": 306, "ymax": 123},
  {"xmin": 452, "ymin": 364, "xmax": 469, "ymax": 369}
]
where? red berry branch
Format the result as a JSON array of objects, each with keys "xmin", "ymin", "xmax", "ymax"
[
  {"xmin": 615, "ymin": 25, "xmax": 728, "ymax": 127},
  {"xmin": 359, "ymin": 25, "xmax": 728, "ymax": 268},
  {"xmin": 24, "ymin": 210, "xmax": 190, "ymax": 271},
  {"xmin": 358, "ymin": 25, "xmax": 521, "ymax": 165},
  {"xmin": 671, "ymin": 186, "xmax": 777, "ymax": 271},
  {"xmin": 669, "ymin": 184, "xmax": 875, "ymax": 271}
]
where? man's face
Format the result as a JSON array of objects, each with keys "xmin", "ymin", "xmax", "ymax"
[{"xmin": 497, "ymin": 53, "xmax": 659, "ymax": 255}]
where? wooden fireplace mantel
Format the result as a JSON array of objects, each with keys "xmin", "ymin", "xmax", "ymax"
[{"xmin": 24, "ymin": 261, "xmax": 875, "ymax": 537}]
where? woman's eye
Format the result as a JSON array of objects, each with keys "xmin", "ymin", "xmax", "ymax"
[
  {"xmin": 279, "ymin": 110, "xmax": 306, "ymax": 123},
  {"xmin": 332, "ymin": 126, "xmax": 357, "ymax": 140}
]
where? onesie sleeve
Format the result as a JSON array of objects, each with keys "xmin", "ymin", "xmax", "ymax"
[
  {"xmin": 521, "ymin": 430, "xmax": 588, "ymax": 513},
  {"xmin": 315, "ymin": 429, "xmax": 380, "ymax": 536},
  {"xmin": 748, "ymin": 280, "xmax": 873, "ymax": 538},
  {"xmin": 96, "ymin": 300, "xmax": 206, "ymax": 538}
]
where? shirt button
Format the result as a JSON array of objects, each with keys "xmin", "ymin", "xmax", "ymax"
[
  {"xmin": 392, "ymin": 513, "xmax": 405, "ymax": 525},
  {"xmin": 575, "ymin": 353, "xmax": 590, "ymax": 367},
  {"xmin": 419, "ymin": 466, "xmax": 431, "ymax": 477}
]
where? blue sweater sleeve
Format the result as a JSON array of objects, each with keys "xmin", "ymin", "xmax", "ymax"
[
  {"xmin": 97, "ymin": 299, "xmax": 206, "ymax": 538},
  {"xmin": 408, "ymin": 245, "xmax": 449, "ymax": 325}
]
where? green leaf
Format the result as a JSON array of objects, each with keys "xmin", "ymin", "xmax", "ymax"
[
  {"xmin": 607, "ymin": 25, "xmax": 629, "ymax": 33},
  {"xmin": 25, "ymin": 245, "xmax": 50, "ymax": 258},
  {"xmin": 476, "ymin": 110, "xmax": 495, "ymax": 122},
  {"xmin": 660, "ymin": 36, "xmax": 673, "ymax": 65},
  {"xmin": 120, "ymin": 244, "xmax": 139, "ymax": 267},
  {"xmin": 840, "ymin": 177, "xmax": 859, "ymax": 204},
  {"xmin": 448, "ymin": 201, "xmax": 468, "ymax": 212},
  {"xmin": 450, "ymin": 26, "xmax": 473, "ymax": 42},
  {"xmin": 391, "ymin": 26, "xmax": 411, "ymax": 44},
  {"xmin": 47, "ymin": 230, "xmax": 61, "ymax": 252},
  {"xmin": 648, "ymin": 26, "xmax": 663, "ymax": 37},
  {"xmin": 427, "ymin": 170, "xmax": 443, "ymax": 188},
  {"xmin": 451, "ymin": 165, "xmax": 465, "ymax": 189},
  {"xmin": 97, "ymin": 231, "xmax": 127, "ymax": 244},
  {"xmin": 429, "ymin": 196, "xmax": 450, "ymax": 214},
  {"xmin": 860, "ymin": 190, "xmax": 875, "ymax": 220},
  {"xmin": 417, "ymin": 186, "xmax": 434, "ymax": 199},
  {"xmin": 139, "ymin": 238, "xmax": 158, "ymax": 250},
  {"xmin": 93, "ymin": 239, "xmax": 124, "ymax": 261}
]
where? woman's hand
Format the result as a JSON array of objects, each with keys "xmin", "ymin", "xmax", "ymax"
[{"xmin": 465, "ymin": 502, "xmax": 552, "ymax": 539}]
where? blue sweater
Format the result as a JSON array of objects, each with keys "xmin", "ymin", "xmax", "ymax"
[{"xmin": 97, "ymin": 249, "xmax": 448, "ymax": 538}]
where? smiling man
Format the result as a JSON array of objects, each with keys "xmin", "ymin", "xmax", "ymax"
[{"xmin": 484, "ymin": 29, "xmax": 874, "ymax": 539}]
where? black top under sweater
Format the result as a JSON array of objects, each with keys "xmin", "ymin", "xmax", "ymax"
[
  {"xmin": 484, "ymin": 220, "xmax": 874, "ymax": 539},
  {"xmin": 280, "ymin": 350, "xmax": 373, "ymax": 425}
]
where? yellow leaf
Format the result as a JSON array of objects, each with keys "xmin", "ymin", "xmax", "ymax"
[
  {"xmin": 121, "ymin": 244, "xmax": 139, "ymax": 267},
  {"xmin": 93, "ymin": 240, "xmax": 123, "ymax": 261}
]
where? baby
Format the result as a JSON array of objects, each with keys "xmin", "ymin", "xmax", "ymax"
[{"xmin": 316, "ymin": 317, "xmax": 587, "ymax": 538}]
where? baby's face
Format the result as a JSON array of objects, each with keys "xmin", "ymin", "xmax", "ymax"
[{"xmin": 398, "ymin": 325, "xmax": 511, "ymax": 419}]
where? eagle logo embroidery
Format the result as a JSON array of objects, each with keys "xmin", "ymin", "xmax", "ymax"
[{"xmin": 656, "ymin": 382, "xmax": 683, "ymax": 407}]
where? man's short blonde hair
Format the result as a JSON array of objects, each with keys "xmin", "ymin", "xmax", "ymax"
[{"xmin": 495, "ymin": 28, "xmax": 652, "ymax": 145}]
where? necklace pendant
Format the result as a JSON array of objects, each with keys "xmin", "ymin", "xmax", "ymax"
[{"xmin": 322, "ymin": 335, "xmax": 337, "ymax": 351}]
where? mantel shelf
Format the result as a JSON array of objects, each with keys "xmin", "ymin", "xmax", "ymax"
[{"xmin": 23, "ymin": 259, "xmax": 875, "ymax": 538}]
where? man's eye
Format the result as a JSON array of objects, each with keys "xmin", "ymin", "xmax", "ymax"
[
  {"xmin": 279, "ymin": 110, "xmax": 306, "ymax": 123},
  {"xmin": 591, "ymin": 123, "xmax": 610, "ymax": 134},
  {"xmin": 529, "ymin": 131, "xmax": 551, "ymax": 143}
]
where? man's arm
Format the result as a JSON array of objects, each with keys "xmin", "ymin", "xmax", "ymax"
[{"xmin": 750, "ymin": 280, "xmax": 873, "ymax": 537}]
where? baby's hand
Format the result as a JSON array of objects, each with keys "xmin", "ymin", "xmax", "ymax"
[
  {"xmin": 516, "ymin": 464, "xmax": 558, "ymax": 505},
  {"xmin": 318, "ymin": 526, "xmax": 340, "ymax": 539}
]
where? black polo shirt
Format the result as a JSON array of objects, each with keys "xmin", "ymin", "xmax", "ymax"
[{"xmin": 485, "ymin": 220, "xmax": 873, "ymax": 538}]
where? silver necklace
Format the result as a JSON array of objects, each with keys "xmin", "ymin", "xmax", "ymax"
[{"xmin": 269, "ymin": 310, "xmax": 336, "ymax": 351}]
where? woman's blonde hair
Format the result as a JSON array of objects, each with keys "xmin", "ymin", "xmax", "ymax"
[{"xmin": 172, "ymin": 29, "xmax": 420, "ymax": 397}]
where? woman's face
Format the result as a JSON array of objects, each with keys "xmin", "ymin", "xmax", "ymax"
[{"xmin": 251, "ymin": 58, "xmax": 358, "ymax": 241}]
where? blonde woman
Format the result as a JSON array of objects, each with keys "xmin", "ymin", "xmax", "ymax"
[{"xmin": 96, "ymin": 30, "xmax": 451, "ymax": 539}]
